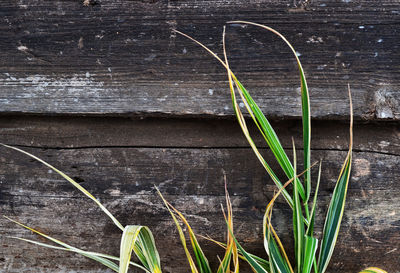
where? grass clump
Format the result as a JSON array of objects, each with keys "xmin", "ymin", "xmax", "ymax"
[{"xmin": 2, "ymin": 21, "xmax": 387, "ymax": 273}]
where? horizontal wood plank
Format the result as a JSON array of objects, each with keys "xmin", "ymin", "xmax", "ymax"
[
  {"xmin": 1, "ymin": 145, "xmax": 399, "ymax": 272},
  {"xmin": 0, "ymin": 0, "xmax": 399, "ymax": 119},
  {"xmin": 0, "ymin": 116, "xmax": 399, "ymax": 156}
]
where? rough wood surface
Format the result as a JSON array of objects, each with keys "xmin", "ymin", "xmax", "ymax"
[
  {"xmin": 0, "ymin": 116, "xmax": 399, "ymax": 154},
  {"xmin": 0, "ymin": 0, "xmax": 399, "ymax": 119},
  {"xmin": 0, "ymin": 118, "xmax": 399, "ymax": 273}
]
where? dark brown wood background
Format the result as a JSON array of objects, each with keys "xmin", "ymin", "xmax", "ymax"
[{"xmin": 0, "ymin": 1, "xmax": 399, "ymax": 272}]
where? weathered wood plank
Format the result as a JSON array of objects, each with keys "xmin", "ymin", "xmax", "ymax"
[
  {"xmin": 0, "ymin": 116, "xmax": 399, "ymax": 156},
  {"xmin": 1, "ymin": 147, "xmax": 399, "ymax": 272},
  {"xmin": 0, "ymin": 0, "xmax": 399, "ymax": 119}
]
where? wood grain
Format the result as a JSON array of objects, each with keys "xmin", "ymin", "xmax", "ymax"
[
  {"xmin": 0, "ymin": 0, "xmax": 399, "ymax": 119},
  {"xmin": 0, "ymin": 118, "xmax": 399, "ymax": 272},
  {"xmin": 0, "ymin": 116, "xmax": 398, "ymax": 155}
]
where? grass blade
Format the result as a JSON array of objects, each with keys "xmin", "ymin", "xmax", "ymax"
[
  {"xmin": 119, "ymin": 225, "xmax": 161, "ymax": 273},
  {"xmin": 232, "ymin": 79, "xmax": 306, "ymax": 202},
  {"xmin": 302, "ymin": 235, "xmax": 318, "ymax": 273},
  {"xmin": 0, "ymin": 144, "xmax": 124, "ymax": 231},
  {"xmin": 175, "ymin": 28, "xmax": 296, "ymax": 208},
  {"xmin": 10, "ymin": 236, "xmax": 151, "ymax": 272},
  {"xmin": 4, "ymin": 216, "xmax": 148, "ymax": 273},
  {"xmin": 226, "ymin": 222, "xmax": 269, "ymax": 273},
  {"xmin": 217, "ymin": 172, "xmax": 239, "ymax": 273},
  {"xmin": 291, "ymin": 139, "xmax": 304, "ymax": 273},
  {"xmin": 11, "ymin": 236, "xmax": 120, "ymax": 272},
  {"xmin": 201, "ymin": 235, "xmax": 270, "ymax": 272},
  {"xmin": 227, "ymin": 21, "xmax": 312, "ymax": 204},
  {"xmin": 221, "ymin": 27, "xmax": 296, "ymax": 208},
  {"xmin": 317, "ymin": 85, "xmax": 353, "ymax": 273},
  {"xmin": 306, "ymin": 161, "xmax": 322, "ymax": 236},
  {"xmin": 265, "ymin": 208, "xmax": 292, "ymax": 273},
  {"xmin": 157, "ymin": 189, "xmax": 211, "ymax": 273}
]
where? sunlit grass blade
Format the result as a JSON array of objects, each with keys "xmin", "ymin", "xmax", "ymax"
[
  {"xmin": 223, "ymin": 23, "xmax": 306, "ymax": 202},
  {"xmin": 119, "ymin": 225, "xmax": 161, "ymax": 273},
  {"xmin": 0, "ymin": 144, "xmax": 124, "ymax": 231},
  {"xmin": 317, "ymin": 85, "xmax": 353, "ymax": 273},
  {"xmin": 221, "ymin": 27, "xmax": 296, "ymax": 209},
  {"xmin": 157, "ymin": 189, "xmax": 211, "ymax": 273},
  {"xmin": 302, "ymin": 235, "xmax": 318, "ymax": 273},
  {"xmin": 232, "ymin": 78, "xmax": 306, "ymax": 202},
  {"xmin": 291, "ymin": 139, "xmax": 304, "ymax": 273},
  {"xmin": 227, "ymin": 21, "xmax": 312, "ymax": 205},
  {"xmin": 4, "ymin": 216, "xmax": 147, "ymax": 272},
  {"xmin": 359, "ymin": 267, "xmax": 388, "ymax": 273},
  {"xmin": 175, "ymin": 28, "xmax": 296, "ymax": 208}
]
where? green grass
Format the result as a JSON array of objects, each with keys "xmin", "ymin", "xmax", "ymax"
[{"xmin": 2, "ymin": 21, "xmax": 387, "ymax": 273}]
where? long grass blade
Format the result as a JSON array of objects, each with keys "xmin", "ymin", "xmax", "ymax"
[
  {"xmin": 317, "ymin": 85, "xmax": 353, "ymax": 273},
  {"xmin": 0, "ymin": 144, "xmax": 124, "ymax": 231},
  {"xmin": 4, "ymin": 216, "xmax": 148, "ymax": 272},
  {"xmin": 175, "ymin": 29, "xmax": 296, "ymax": 208},
  {"xmin": 232, "ymin": 79, "xmax": 306, "ymax": 202},
  {"xmin": 221, "ymin": 27, "xmax": 297, "ymax": 208},
  {"xmin": 227, "ymin": 21, "xmax": 312, "ymax": 204},
  {"xmin": 9, "ymin": 236, "xmax": 151, "ymax": 273},
  {"xmin": 11, "ymin": 236, "xmax": 120, "ymax": 272}
]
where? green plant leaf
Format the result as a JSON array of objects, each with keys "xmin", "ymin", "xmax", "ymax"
[
  {"xmin": 227, "ymin": 20, "xmax": 312, "ymax": 204},
  {"xmin": 317, "ymin": 85, "xmax": 353, "ymax": 273},
  {"xmin": 175, "ymin": 29, "xmax": 295, "ymax": 209},
  {"xmin": 302, "ymin": 235, "xmax": 318, "ymax": 273},
  {"xmin": 306, "ymin": 161, "xmax": 322, "ymax": 237},
  {"xmin": 291, "ymin": 140, "xmax": 304, "ymax": 273},
  {"xmin": 267, "ymin": 237, "xmax": 292, "ymax": 273},
  {"xmin": 233, "ymin": 79, "xmax": 307, "ymax": 202},
  {"xmin": 265, "ymin": 208, "xmax": 292, "ymax": 273},
  {"xmin": 119, "ymin": 225, "xmax": 161, "ymax": 273}
]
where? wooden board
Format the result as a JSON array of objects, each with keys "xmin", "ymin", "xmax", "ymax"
[
  {"xmin": 0, "ymin": 0, "xmax": 399, "ymax": 119},
  {"xmin": 0, "ymin": 118, "xmax": 399, "ymax": 272},
  {"xmin": 0, "ymin": 116, "xmax": 399, "ymax": 154}
]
